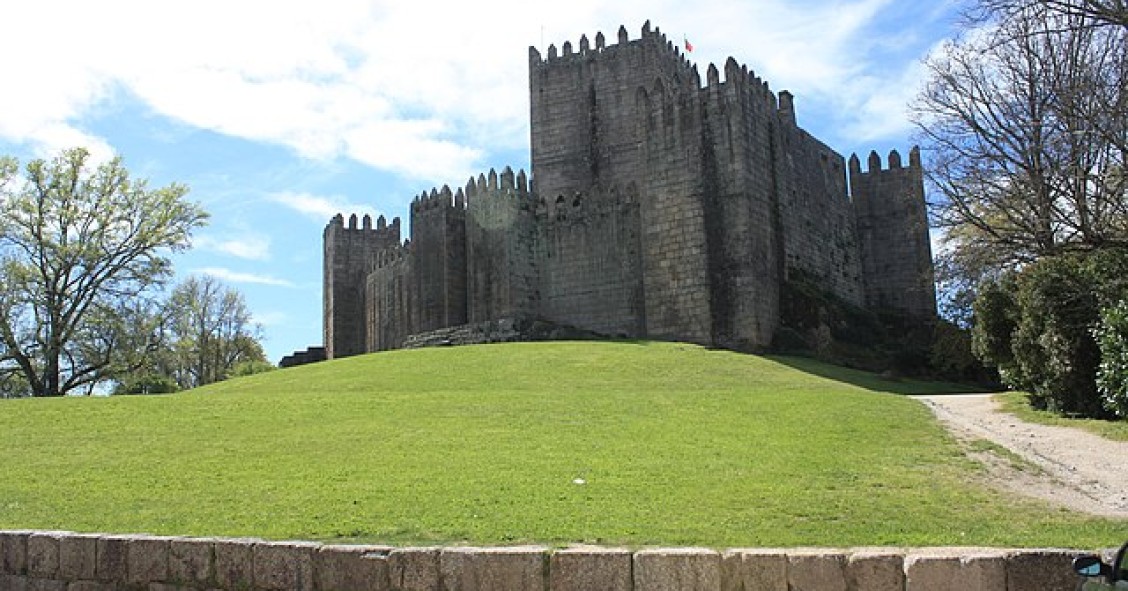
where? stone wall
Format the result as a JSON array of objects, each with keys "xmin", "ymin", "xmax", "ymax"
[
  {"xmin": 0, "ymin": 531, "xmax": 1101, "ymax": 591},
  {"xmin": 278, "ymin": 347, "xmax": 327, "ymax": 369},
  {"xmin": 538, "ymin": 184, "xmax": 644, "ymax": 338}
]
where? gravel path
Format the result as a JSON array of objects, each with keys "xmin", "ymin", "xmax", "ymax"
[{"xmin": 914, "ymin": 394, "xmax": 1128, "ymax": 518}]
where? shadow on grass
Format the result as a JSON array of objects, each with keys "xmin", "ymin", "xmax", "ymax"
[{"xmin": 766, "ymin": 354, "xmax": 996, "ymax": 396}]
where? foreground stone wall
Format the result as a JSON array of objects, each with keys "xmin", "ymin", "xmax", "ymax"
[{"xmin": 0, "ymin": 530, "xmax": 1101, "ymax": 591}]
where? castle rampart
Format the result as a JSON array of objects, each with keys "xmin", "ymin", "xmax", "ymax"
[
  {"xmin": 324, "ymin": 22, "xmax": 936, "ymax": 357},
  {"xmin": 850, "ymin": 147, "xmax": 936, "ymax": 319},
  {"xmin": 323, "ymin": 213, "xmax": 401, "ymax": 358}
]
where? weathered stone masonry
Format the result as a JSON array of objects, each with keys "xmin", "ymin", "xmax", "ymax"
[
  {"xmin": 324, "ymin": 22, "xmax": 937, "ymax": 359},
  {"xmin": 0, "ymin": 530, "xmax": 1102, "ymax": 591}
]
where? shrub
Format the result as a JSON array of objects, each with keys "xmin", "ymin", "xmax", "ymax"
[
  {"xmin": 1096, "ymin": 300, "xmax": 1128, "ymax": 418},
  {"xmin": 931, "ymin": 319, "xmax": 996, "ymax": 385},
  {"xmin": 1010, "ymin": 254, "xmax": 1103, "ymax": 415},
  {"xmin": 971, "ymin": 248, "xmax": 1128, "ymax": 418},
  {"xmin": 971, "ymin": 275, "xmax": 1024, "ymax": 386},
  {"xmin": 229, "ymin": 360, "xmax": 276, "ymax": 378},
  {"xmin": 114, "ymin": 373, "xmax": 180, "ymax": 395}
]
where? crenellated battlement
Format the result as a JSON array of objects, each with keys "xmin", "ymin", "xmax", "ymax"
[
  {"xmin": 702, "ymin": 57, "xmax": 776, "ymax": 101},
  {"xmin": 531, "ymin": 21, "xmax": 698, "ymax": 89},
  {"xmin": 849, "ymin": 147, "xmax": 923, "ymax": 175},
  {"xmin": 533, "ymin": 21, "xmax": 792, "ymax": 123},
  {"xmin": 464, "ymin": 166, "xmax": 531, "ymax": 202},
  {"xmin": 326, "ymin": 212, "xmax": 402, "ymax": 240},
  {"xmin": 411, "ymin": 166, "xmax": 533, "ymax": 216}
]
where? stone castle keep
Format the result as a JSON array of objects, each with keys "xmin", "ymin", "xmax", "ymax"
[{"xmin": 323, "ymin": 22, "xmax": 936, "ymax": 359}]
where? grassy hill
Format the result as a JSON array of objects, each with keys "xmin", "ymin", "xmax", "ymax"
[{"xmin": 0, "ymin": 341, "xmax": 1122, "ymax": 547}]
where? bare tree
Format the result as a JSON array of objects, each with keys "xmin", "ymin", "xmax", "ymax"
[
  {"xmin": 915, "ymin": 6, "xmax": 1128, "ymax": 274},
  {"xmin": 979, "ymin": 0, "xmax": 1128, "ymax": 29}
]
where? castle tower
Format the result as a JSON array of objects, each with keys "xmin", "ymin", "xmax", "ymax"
[
  {"xmin": 529, "ymin": 22, "xmax": 713, "ymax": 343},
  {"xmin": 697, "ymin": 59, "xmax": 789, "ymax": 350},
  {"xmin": 323, "ymin": 213, "xmax": 401, "ymax": 358},
  {"xmin": 850, "ymin": 148, "xmax": 937, "ymax": 319},
  {"xmin": 463, "ymin": 168, "xmax": 539, "ymax": 324},
  {"xmin": 410, "ymin": 186, "xmax": 468, "ymax": 332}
]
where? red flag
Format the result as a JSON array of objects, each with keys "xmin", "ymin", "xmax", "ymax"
[{"xmin": 684, "ymin": 37, "xmax": 694, "ymax": 52}]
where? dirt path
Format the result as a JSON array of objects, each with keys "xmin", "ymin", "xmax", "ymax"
[{"xmin": 914, "ymin": 394, "xmax": 1128, "ymax": 518}]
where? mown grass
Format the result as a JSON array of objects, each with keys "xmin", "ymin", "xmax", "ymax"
[
  {"xmin": 995, "ymin": 392, "xmax": 1128, "ymax": 442},
  {"xmin": 0, "ymin": 341, "xmax": 1123, "ymax": 548}
]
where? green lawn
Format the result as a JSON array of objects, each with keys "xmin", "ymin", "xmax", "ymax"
[{"xmin": 0, "ymin": 341, "xmax": 1123, "ymax": 548}]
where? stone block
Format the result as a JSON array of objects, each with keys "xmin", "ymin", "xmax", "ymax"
[
  {"xmin": 58, "ymin": 534, "xmax": 99, "ymax": 581},
  {"xmin": 94, "ymin": 536, "xmax": 129, "ymax": 582},
  {"xmin": 388, "ymin": 547, "xmax": 441, "ymax": 591},
  {"xmin": 632, "ymin": 548, "xmax": 721, "ymax": 591},
  {"xmin": 27, "ymin": 578, "xmax": 66, "ymax": 591},
  {"xmin": 2, "ymin": 531, "xmax": 31, "ymax": 575},
  {"xmin": 168, "ymin": 538, "xmax": 213, "ymax": 587},
  {"xmin": 27, "ymin": 532, "xmax": 63, "ymax": 578},
  {"xmin": 786, "ymin": 549, "xmax": 847, "ymax": 591},
  {"xmin": 549, "ymin": 547, "xmax": 631, "ymax": 591},
  {"xmin": 720, "ymin": 549, "xmax": 787, "ymax": 591},
  {"xmin": 439, "ymin": 547, "xmax": 548, "ymax": 591},
  {"xmin": 720, "ymin": 552, "xmax": 741, "ymax": 591},
  {"xmin": 316, "ymin": 544, "xmax": 393, "ymax": 591},
  {"xmin": 904, "ymin": 548, "xmax": 1008, "ymax": 591},
  {"xmin": 1005, "ymin": 549, "xmax": 1083, "ymax": 591},
  {"xmin": 1, "ymin": 573, "xmax": 29, "ymax": 591},
  {"xmin": 127, "ymin": 536, "xmax": 171, "ymax": 585},
  {"xmin": 212, "ymin": 538, "xmax": 257, "ymax": 589},
  {"xmin": 147, "ymin": 584, "xmax": 193, "ymax": 591},
  {"xmin": 65, "ymin": 582, "xmax": 113, "ymax": 591},
  {"xmin": 845, "ymin": 550, "xmax": 904, "ymax": 591},
  {"xmin": 253, "ymin": 541, "xmax": 318, "ymax": 591}
]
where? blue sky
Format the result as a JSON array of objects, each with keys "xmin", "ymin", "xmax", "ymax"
[{"xmin": 0, "ymin": 0, "xmax": 965, "ymax": 363}]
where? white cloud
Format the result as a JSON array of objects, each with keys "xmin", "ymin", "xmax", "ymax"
[
  {"xmin": 193, "ymin": 267, "xmax": 295, "ymax": 287},
  {"xmin": 842, "ymin": 59, "xmax": 931, "ymax": 143},
  {"xmin": 193, "ymin": 233, "xmax": 271, "ymax": 261},
  {"xmin": 0, "ymin": 0, "xmax": 957, "ymax": 177},
  {"xmin": 251, "ymin": 310, "xmax": 288, "ymax": 327},
  {"xmin": 269, "ymin": 191, "xmax": 381, "ymax": 223}
]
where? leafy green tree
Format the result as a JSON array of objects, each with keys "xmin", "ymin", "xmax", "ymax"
[
  {"xmin": 112, "ymin": 373, "xmax": 180, "ymax": 396},
  {"xmin": 0, "ymin": 148, "xmax": 208, "ymax": 397},
  {"xmin": 1096, "ymin": 300, "xmax": 1128, "ymax": 417},
  {"xmin": 930, "ymin": 319, "xmax": 996, "ymax": 385},
  {"xmin": 1010, "ymin": 255, "xmax": 1104, "ymax": 415},
  {"xmin": 973, "ymin": 248, "xmax": 1128, "ymax": 417},
  {"xmin": 163, "ymin": 275, "xmax": 267, "ymax": 389},
  {"xmin": 0, "ymin": 368, "xmax": 31, "ymax": 399},
  {"xmin": 970, "ymin": 274, "xmax": 1029, "ymax": 394}
]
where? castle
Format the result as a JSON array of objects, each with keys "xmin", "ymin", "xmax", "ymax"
[{"xmin": 322, "ymin": 21, "xmax": 936, "ymax": 359}]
